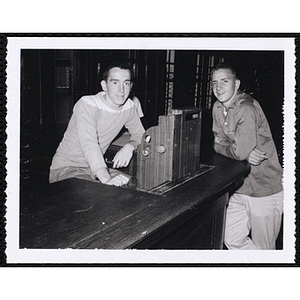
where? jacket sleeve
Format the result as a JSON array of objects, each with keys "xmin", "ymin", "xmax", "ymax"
[
  {"xmin": 74, "ymin": 99, "xmax": 107, "ymax": 175},
  {"xmin": 213, "ymin": 104, "xmax": 258, "ymax": 161},
  {"xmin": 212, "ymin": 104, "xmax": 232, "ymax": 152}
]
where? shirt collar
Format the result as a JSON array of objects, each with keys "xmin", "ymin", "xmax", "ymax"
[{"xmin": 216, "ymin": 90, "xmax": 243, "ymax": 110}]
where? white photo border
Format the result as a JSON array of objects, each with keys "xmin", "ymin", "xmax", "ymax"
[{"xmin": 5, "ymin": 36, "xmax": 296, "ymax": 264}]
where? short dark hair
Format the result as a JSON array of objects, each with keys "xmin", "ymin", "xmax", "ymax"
[
  {"xmin": 210, "ymin": 63, "xmax": 239, "ymax": 80},
  {"xmin": 102, "ymin": 61, "xmax": 134, "ymax": 82}
]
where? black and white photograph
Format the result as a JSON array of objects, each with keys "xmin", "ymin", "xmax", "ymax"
[
  {"xmin": 4, "ymin": 37, "xmax": 296, "ymax": 265},
  {"xmin": 1, "ymin": 0, "xmax": 300, "ymax": 296}
]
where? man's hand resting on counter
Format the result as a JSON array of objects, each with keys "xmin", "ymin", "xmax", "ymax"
[{"xmin": 96, "ymin": 167, "xmax": 130, "ymax": 186}]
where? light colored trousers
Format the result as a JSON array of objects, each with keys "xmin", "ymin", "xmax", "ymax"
[{"xmin": 224, "ymin": 191, "xmax": 283, "ymax": 250}]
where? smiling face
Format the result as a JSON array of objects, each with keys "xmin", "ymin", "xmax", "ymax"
[
  {"xmin": 211, "ymin": 68, "xmax": 240, "ymax": 107},
  {"xmin": 101, "ymin": 67, "xmax": 132, "ymax": 109}
]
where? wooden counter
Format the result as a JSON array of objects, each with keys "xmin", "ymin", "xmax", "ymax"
[{"xmin": 19, "ymin": 153, "xmax": 250, "ymax": 250}]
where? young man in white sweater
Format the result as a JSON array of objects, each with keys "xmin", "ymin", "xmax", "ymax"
[{"xmin": 49, "ymin": 61, "xmax": 145, "ymax": 186}]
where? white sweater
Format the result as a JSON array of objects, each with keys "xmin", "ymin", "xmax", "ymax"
[{"xmin": 50, "ymin": 92, "xmax": 145, "ymax": 176}]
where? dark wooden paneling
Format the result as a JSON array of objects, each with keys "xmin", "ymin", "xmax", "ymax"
[
  {"xmin": 133, "ymin": 194, "xmax": 228, "ymax": 249},
  {"xmin": 141, "ymin": 50, "xmax": 166, "ymax": 129},
  {"xmin": 21, "ymin": 50, "xmax": 42, "ymax": 132},
  {"xmin": 173, "ymin": 51, "xmax": 198, "ymax": 109}
]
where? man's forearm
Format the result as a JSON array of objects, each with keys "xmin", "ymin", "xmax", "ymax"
[
  {"xmin": 214, "ymin": 137, "xmax": 237, "ymax": 160},
  {"xmin": 214, "ymin": 135, "xmax": 231, "ymax": 154},
  {"xmin": 214, "ymin": 142, "xmax": 230, "ymax": 157},
  {"xmin": 96, "ymin": 167, "xmax": 111, "ymax": 183}
]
